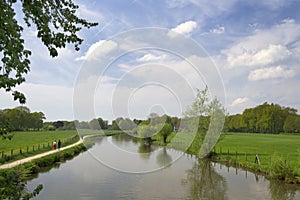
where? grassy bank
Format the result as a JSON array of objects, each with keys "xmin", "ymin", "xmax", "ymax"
[
  {"xmin": 214, "ymin": 133, "xmax": 300, "ymax": 183},
  {"xmin": 0, "ymin": 130, "xmax": 78, "ymax": 164},
  {"xmin": 163, "ymin": 131, "xmax": 300, "ymax": 183},
  {"xmin": 0, "ymin": 144, "xmax": 87, "ymax": 199}
]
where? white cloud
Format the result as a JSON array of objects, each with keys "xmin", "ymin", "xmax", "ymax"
[
  {"xmin": 137, "ymin": 54, "xmax": 168, "ymax": 62},
  {"xmin": 170, "ymin": 20, "xmax": 197, "ymax": 35},
  {"xmin": 210, "ymin": 26, "xmax": 225, "ymax": 34},
  {"xmin": 230, "ymin": 97, "xmax": 249, "ymax": 107},
  {"xmin": 222, "ymin": 19, "xmax": 300, "ymax": 68},
  {"xmin": 248, "ymin": 66, "xmax": 295, "ymax": 81},
  {"xmin": 76, "ymin": 40, "xmax": 118, "ymax": 61},
  {"xmin": 227, "ymin": 44, "xmax": 291, "ymax": 68}
]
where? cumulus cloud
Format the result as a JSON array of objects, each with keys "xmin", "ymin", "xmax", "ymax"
[
  {"xmin": 230, "ymin": 97, "xmax": 249, "ymax": 107},
  {"xmin": 248, "ymin": 66, "xmax": 295, "ymax": 81},
  {"xmin": 76, "ymin": 40, "xmax": 118, "ymax": 61},
  {"xmin": 227, "ymin": 44, "xmax": 291, "ymax": 68},
  {"xmin": 170, "ymin": 20, "xmax": 197, "ymax": 35},
  {"xmin": 222, "ymin": 19, "xmax": 300, "ymax": 68},
  {"xmin": 137, "ymin": 54, "xmax": 168, "ymax": 62}
]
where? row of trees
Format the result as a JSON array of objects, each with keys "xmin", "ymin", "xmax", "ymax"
[
  {"xmin": 0, "ymin": 106, "xmax": 45, "ymax": 131},
  {"xmin": 1, "ymin": 103, "xmax": 299, "ymax": 134},
  {"xmin": 225, "ymin": 102, "xmax": 299, "ymax": 134}
]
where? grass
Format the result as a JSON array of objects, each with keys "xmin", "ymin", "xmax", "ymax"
[
  {"xmin": 0, "ymin": 130, "xmax": 78, "ymax": 164},
  {"xmin": 0, "ymin": 129, "xmax": 125, "ymax": 164},
  {"xmin": 214, "ymin": 133, "xmax": 300, "ymax": 183},
  {"xmin": 215, "ymin": 133, "xmax": 300, "ymax": 166},
  {"xmin": 162, "ymin": 131, "xmax": 300, "ymax": 183}
]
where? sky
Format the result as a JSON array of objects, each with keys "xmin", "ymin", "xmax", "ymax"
[{"xmin": 1, "ymin": 0, "xmax": 300, "ymax": 122}]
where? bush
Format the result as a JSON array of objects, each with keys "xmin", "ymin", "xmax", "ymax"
[{"xmin": 269, "ymin": 154, "xmax": 296, "ymax": 183}]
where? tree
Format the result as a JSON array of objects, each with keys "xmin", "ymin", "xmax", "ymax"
[
  {"xmin": 156, "ymin": 123, "xmax": 173, "ymax": 143},
  {"xmin": 284, "ymin": 115, "xmax": 300, "ymax": 133},
  {"xmin": 183, "ymin": 86, "xmax": 209, "ymax": 117},
  {"xmin": 0, "ymin": 0, "xmax": 98, "ymax": 103},
  {"xmin": 89, "ymin": 118, "xmax": 100, "ymax": 130}
]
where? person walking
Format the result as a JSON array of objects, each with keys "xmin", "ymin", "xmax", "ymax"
[
  {"xmin": 58, "ymin": 139, "xmax": 61, "ymax": 151},
  {"xmin": 53, "ymin": 140, "xmax": 57, "ymax": 150}
]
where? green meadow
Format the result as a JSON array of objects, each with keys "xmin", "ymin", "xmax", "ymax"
[
  {"xmin": 0, "ymin": 130, "xmax": 78, "ymax": 163},
  {"xmin": 215, "ymin": 133, "xmax": 300, "ymax": 166}
]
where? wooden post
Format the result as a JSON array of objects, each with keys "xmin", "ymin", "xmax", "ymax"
[
  {"xmin": 11, "ymin": 149, "xmax": 13, "ymax": 157},
  {"xmin": 20, "ymin": 148, "xmax": 22, "ymax": 154},
  {"xmin": 255, "ymin": 154, "xmax": 260, "ymax": 165}
]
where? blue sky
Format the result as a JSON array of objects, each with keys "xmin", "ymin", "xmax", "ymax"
[{"xmin": 1, "ymin": 0, "xmax": 300, "ymax": 121}]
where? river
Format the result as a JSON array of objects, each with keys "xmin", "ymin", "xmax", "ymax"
[{"xmin": 27, "ymin": 134, "xmax": 300, "ymax": 199}]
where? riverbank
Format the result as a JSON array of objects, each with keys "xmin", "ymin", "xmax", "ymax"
[
  {"xmin": 0, "ymin": 144, "xmax": 87, "ymax": 199},
  {"xmin": 0, "ymin": 130, "xmax": 79, "ymax": 164},
  {"xmin": 162, "ymin": 131, "xmax": 300, "ymax": 184},
  {"xmin": 213, "ymin": 133, "xmax": 300, "ymax": 184}
]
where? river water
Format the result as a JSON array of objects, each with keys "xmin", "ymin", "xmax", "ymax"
[{"xmin": 28, "ymin": 135, "xmax": 300, "ymax": 200}]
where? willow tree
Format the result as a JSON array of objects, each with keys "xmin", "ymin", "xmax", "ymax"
[{"xmin": 0, "ymin": 0, "xmax": 98, "ymax": 103}]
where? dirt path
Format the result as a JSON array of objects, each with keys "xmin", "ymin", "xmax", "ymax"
[{"xmin": 0, "ymin": 138, "xmax": 84, "ymax": 170}]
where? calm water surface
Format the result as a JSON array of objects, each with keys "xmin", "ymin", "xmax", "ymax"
[{"xmin": 28, "ymin": 135, "xmax": 300, "ymax": 200}]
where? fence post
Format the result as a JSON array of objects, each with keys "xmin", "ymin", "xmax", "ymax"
[
  {"xmin": 20, "ymin": 148, "xmax": 22, "ymax": 154},
  {"xmin": 11, "ymin": 149, "xmax": 13, "ymax": 157},
  {"xmin": 255, "ymin": 154, "xmax": 260, "ymax": 165}
]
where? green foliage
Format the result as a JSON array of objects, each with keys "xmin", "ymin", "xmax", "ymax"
[
  {"xmin": 0, "ymin": 0, "xmax": 98, "ymax": 103},
  {"xmin": 269, "ymin": 154, "xmax": 296, "ymax": 182},
  {"xmin": 0, "ymin": 106, "xmax": 45, "ymax": 134},
  {"xmin": 155, "ymin": 123, "xmax": 173, "ymax": 144},
  {"xmin": 183, "ymin": 86, "xmax": 209, "ymax": 117},
  {"xmin": 0, "ymin": 167, "xmax": 43, "ymax": 199},
  {"xmin": 0, "ymin": 144, "xmax": 86, "ymax": 199},
  {"xmin": 226, "ymin": 102, "xmax": 298, "ymax": 134},
  {"xmin": 283, "ymin": 115, "xmax": 300, "ymax": 133}
]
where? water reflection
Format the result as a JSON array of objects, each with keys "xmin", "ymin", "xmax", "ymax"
[
  {"xmin": 182, "ymin": 159, "xmax": 228, "ymax": 200},
  {"xmin": 269, "ymin": 180, "xmax": 298, "ymax": 200},
  {"xmin": 26, "ymin": 134, "xmax": 300, "ymax": 200},
  {"xmin": 156, "ymin": 147, "xmax": 172, "ymax": 168}
]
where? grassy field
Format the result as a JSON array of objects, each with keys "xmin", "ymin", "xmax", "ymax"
[
  {"xmin": 214, "ymin": 133, "xmax": 300, "ymax": 182},
  {"xmin": 164, "ymin": 131, "xmax": 300, "ymax": 182},
  {"xmin": 0, "ymin": 129, "xmax": 125, "ymax": 164},
  {"xmin": 0, "ymin": 130, "xmax": 78, "ymax": 163},
  {"xmin": 215, "ymin": 133, "xmax": 300, "ymax": 165}
]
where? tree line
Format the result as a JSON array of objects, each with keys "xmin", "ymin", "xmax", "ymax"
[
  {"xmin": 1, "ymin": 102, "xmax": 299, "ymax": 135},
  {"xmin": 0, "ymin": 106, "xmax": 45, "ymax": 131},
  {"xmin": 225, "ymin": 102, "xmax": 300, "ymax": 134}
]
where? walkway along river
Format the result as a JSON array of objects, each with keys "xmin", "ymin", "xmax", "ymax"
[{"xmin": 27, "ymin": 134, "xmax": 300, "ymax": 199}]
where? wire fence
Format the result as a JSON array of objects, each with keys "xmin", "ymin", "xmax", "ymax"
[{"xmin": 0, "ymin": 135, "xmax": 79, "ymax": 163}]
